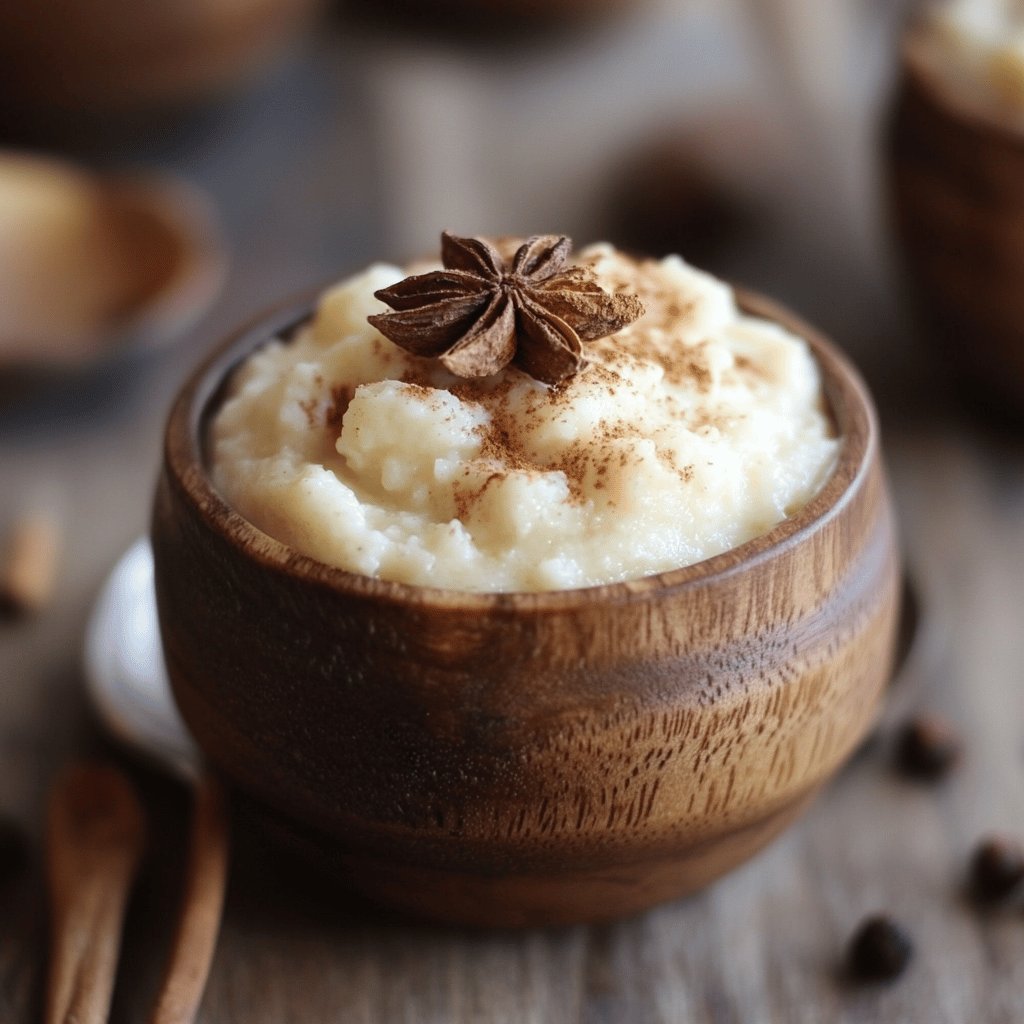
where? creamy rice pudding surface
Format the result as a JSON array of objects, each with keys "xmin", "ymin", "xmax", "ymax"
[
  {"xmin": 917, "ymin": 0, "xmax": 1024, "ymax": 120},
  {"xmin": 210, "ymin": 244, "xmax": 838, "ymax": 592}
]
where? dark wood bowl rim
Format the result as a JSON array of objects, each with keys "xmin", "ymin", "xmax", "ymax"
[
  {"xmin": 163, "ymin": 284, "xmax": 877, "ymax": 612},
  {"xmin": 901, "ymin": 19, "xmax": 1024, "ymax": 151}
]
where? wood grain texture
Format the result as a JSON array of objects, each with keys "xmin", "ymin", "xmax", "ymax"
[
  {"xmin": 44, "ymin": 762, "xmax": 147, "ymax": 1024},
  {"xmin": 151, "ymin": 291, "xmax": 900, "ymax": 926},
  {"xmin": 887, "ymin": 26, "xmax": 1024, "ymax": 413},
  {"xmin": 148, "ymin": 773, "xmax": 229, "ymax": 1024}
]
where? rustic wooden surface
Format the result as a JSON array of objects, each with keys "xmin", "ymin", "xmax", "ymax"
[{"xmin": 3, "ymin": 3, "xmax": 1024, "ymax": 1020}]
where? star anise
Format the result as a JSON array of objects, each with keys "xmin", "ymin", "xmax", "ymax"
[{"xmin": 367, "ymin": 232, "xmax": 645, "ymax": 385}]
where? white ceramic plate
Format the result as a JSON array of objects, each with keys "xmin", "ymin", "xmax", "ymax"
[{"xmin": 83, "ymin": 537, "xmax": 198, "ymax": 780}]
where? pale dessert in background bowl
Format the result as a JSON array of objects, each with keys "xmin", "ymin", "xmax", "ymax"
[
  {"xmin": 0, "ymin": 152, "xmax": 225, "ymax": 369},
  {"xmin": 915, "ymin": 0, "xmax": 1024, "ymax": 118},
  {"xmin": 153, "ymin": 234, "xmax": 899, "ymax": 926},
  {"xmin": 888, "ymin": 0, "xmax": 1024, "ymax": 413}
]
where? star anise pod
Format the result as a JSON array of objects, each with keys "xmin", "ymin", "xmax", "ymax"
[{"xmin": 367, "ymin": 232, "xmax": 645, "ymax": 385}]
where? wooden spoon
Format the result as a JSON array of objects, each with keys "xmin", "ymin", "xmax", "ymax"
[
  {"xmin": 45, "ymin": 761, "xmax": 146, "ymax": 1024},
  {"xmin": 147, "ymin": 774, "xmax": 229, "ymax": 1024},
  {"xmin": 85, "ymin": 539, "xmax": 230, "ymax": 1023}
]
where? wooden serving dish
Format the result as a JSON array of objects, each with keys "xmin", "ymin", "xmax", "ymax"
[
  {"xmin": 888, "ymin": 27, "xmax": 1024, "ymax": 412},
  {"xmin": 0, "ymin": 153, "xmax": 226, "ymax": 369},
  {"xmin": 152, "ymin": 289, "xmax": 900, "ymax": 927},
  {"xmin": 0, "ymin": 0, "xmax": 321, "ymax": 116}
]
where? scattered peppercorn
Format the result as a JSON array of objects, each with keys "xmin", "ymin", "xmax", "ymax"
[
  {"xmin": 0, "ymin": 814, "xmax": 30, "ymax": 884},
  {"xmin": 894, "ymin": 713, "xmax": 961, "ymax": 781},
  {"xmin": 847, "ymin": 915, "xmax": 914, "ymax": 982},
  {"xmin": 969, "ymin": 835, "xmax": 1024, "ymax": 903}
]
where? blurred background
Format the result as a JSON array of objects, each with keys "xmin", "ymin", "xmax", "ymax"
[{"xmin": 0, "ymin": 0, "xmax": 919, "ymax": 385}]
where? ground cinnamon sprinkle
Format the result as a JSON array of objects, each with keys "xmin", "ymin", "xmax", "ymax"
[
  {"xmin": 325, "ymin": 384, "xmax": 355, "ymax": 431},
  {"xmin": 391, "ymin": 261, "xmax": 719, "ymax": 518},
  {"xmin": 299, "ymin": 396, "xmax": 318, "ymax": 428},
  {"xmin": 733, "ymin": 354, "xmax": 768, "ymax": 383}
]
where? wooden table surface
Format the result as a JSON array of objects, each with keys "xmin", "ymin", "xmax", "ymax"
[{"xmin": 3, "ymin": 5, "xmax": 1023, "ymax": 1021}]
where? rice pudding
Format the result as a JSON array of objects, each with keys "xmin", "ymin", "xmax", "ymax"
[
  {"xmin": 914, "ymin": 0, "xmax": 1024, "ymax": 123},
  {"xmin": 209, "ymin": 241, "xmax": 838, "ymax": 592}
]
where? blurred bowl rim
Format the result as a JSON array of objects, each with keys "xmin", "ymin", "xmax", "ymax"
[{"xmin": 98, "ymin": 170, "xmax": 228, "ymax": 361}]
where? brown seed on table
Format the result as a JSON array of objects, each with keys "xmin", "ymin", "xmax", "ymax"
[
  {"xmin": 969, "ymin": 835, "xmax": 1024, "ymax": 903},
  {"xmin": 847, "ymin": 915, "xmax": 914, "ymax": 982},
  {"xmin": 0, "ymin": 514, "xmax": 61, "ymax": 619},
  {"xmin": 894, "ymin": 713, "xmax": 961, "ymax": 781}
]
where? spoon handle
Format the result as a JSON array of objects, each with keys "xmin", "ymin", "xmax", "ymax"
[
  {"xmin": 149, "ymin": 773, "xmax": 230, "ymax": 1024},
  {"xmin": 45, "ymin": 762, "xmax": 147, "ymax": 1024}
]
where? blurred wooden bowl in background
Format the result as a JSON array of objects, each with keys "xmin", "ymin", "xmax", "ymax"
[
  {"xmin": 0, "ymin": 0, "xmax": 322, "ymax": 117},
  {"xmin": 888, "ymin": 26, "xmax": 1024, "ymax": 415},
  {"xmin": 0, "ymin": 153, "xmax": 225, "ymax": 368}
]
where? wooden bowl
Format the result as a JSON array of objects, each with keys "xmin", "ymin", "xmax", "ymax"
[
  {"xmin": 152, "ymin": 289, "xmax": 900, "ymax": 927},
  {"xmin": 887, "ymin": 26, "xmax": 1024, "ymax": 413},
  {"xmin": 0, "ymin": 0, "xmax": 322, "ymax": 116},
  {"xmin": 0, "ymin": 153, "xmax": 226, "ymax": 368}
]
